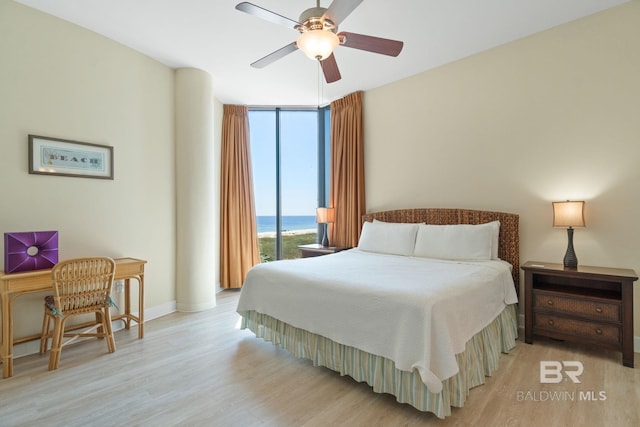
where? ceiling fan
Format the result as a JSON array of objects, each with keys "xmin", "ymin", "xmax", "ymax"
[{"xmin": 235, "ymin": 0, "xmax": 404, "ymax": 83}]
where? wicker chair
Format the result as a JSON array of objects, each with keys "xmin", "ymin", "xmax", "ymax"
[{"xmin": 39, "ymin": 257, "xmax": 117, "ymax": 370}]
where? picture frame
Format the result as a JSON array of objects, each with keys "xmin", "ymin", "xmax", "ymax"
[{"xmin": 28, "ymin": 134, "xmax": 114, "ymax": 179}]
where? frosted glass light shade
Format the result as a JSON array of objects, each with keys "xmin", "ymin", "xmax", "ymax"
[{"xmin": 297, "ymin": 30, "xmax": 339, "ymax": 61}]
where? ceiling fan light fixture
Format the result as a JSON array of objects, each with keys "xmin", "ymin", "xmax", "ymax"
[
  {"xmin": 297, "ymin": 30, "xmax": 339, "ymax": 61},
  {"xmin": 237, "ymin": 1, "xmax": 404, "ymax": 83}
]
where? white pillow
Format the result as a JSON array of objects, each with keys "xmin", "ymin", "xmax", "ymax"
[
  {"xmin": 414, "ymin": 221, "xmax": 500, "ymax": 261},
  {"xmin": 358, "ymin": 221, "xmax": 419, "ymax": 256},
  {"xmin": 488, "ymin": 220, "xmax": 500, "ymax": 259}
]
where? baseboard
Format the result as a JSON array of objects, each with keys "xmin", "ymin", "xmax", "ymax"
[
  {"xmin": 143, "ymin": 300, "xmax": 177, "ymax": 322},
  {"xmin": 518, "ymin": 312, "xmax": 639, "ymax": 352}
]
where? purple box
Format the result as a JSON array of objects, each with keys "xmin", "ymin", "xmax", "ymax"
[{"xmin": 4, "ymin": 231, "xmax": 59, "ymax": 273}]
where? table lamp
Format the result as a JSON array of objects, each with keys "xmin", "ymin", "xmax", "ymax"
[
  {"xmin": 316, "ymin": 207, "xmax": 335, "ymax": 247},
  {"xmin": 552, "ymin": 201, "xmax": 585, "ymax": 268}
]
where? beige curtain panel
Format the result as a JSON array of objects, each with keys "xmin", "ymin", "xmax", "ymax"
[
  {"xmin": 220, "ymin": 105, "xmax": 260, "ymax": 288},
  {"xmin": 329, "ymin": 91, "xmax": 366, "ymax": 248}
]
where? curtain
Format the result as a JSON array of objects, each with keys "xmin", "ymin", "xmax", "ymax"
[
  {"xmin": 329, "ymin": 91, "xmax": 365, "ymax": 248},
  {"xmin": 220, "ymin": 105, "xmax": 260, "ymax": 288}
]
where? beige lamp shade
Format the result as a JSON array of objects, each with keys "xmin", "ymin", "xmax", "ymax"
[
  {"xmin": 552, "ymin": 201, "xmax": 585, "ymax": 228},
  {"xmin": 316, "ymin": 207, "xmax": 335, "ymax": 224}
]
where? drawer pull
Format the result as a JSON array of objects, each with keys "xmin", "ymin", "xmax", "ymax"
[
  {"xmin": 595, "ymin": 306, "xmax": 603, "ymax": 313},
  {"xmin": 547, "ymin": 319, "xmax": 554, "ymax": 326},
  {"xmin": 595, "ymin": 328, "xmax": 602, "ymax": 335},
  {"xmin": 547, "ymin": 300, "xmax": 554, "ymax": 306}
]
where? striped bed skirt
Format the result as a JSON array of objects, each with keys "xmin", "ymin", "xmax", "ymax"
[{"xmin": 240, "ymin": 304, "xmax": 518, "ymax": 419}]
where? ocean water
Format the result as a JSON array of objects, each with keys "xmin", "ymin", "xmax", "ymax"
[{"xmin": 257, "ymin": 215, "xmax": 318, "ymax": 233}]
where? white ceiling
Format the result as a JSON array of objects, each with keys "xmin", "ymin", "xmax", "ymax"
[{"xmin": 14, "ymin": 0, "xmax": 628, "ymax": 106}]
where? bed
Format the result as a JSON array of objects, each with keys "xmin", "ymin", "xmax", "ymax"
[{"xmin": 237, "ymin": 208, "xmax": 519, "ymax": 418}]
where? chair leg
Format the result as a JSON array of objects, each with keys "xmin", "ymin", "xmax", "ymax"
[
  {"xmin": 102, "ymin": 309, "xmax": 117, "ymax": 353},
  {"xmin": 40, "ymin": 312, "xmax": 51, "ymax": 354},
  {"xmin": 47, "ymin": 307, "xmax": 117, "ymax": 371},
  {"xmin": 107, "ymin": 319, "xmax": 116, "ymax": 353},
  {"xmin": 95, "ymin": 312, "xmax": 104, "ymax": 339},
  {"xmin": 48, "ymin": 317, "xmax": 65, "ymax": 371}
]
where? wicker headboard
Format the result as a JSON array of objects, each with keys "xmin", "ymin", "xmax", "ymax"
[{"xmin": 362, "ymin": 208, "xmax": 519, "ymax": 291}]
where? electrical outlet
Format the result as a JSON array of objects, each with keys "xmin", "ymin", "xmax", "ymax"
[{"xmin": 115, "ymin": 280, "xmax": 124, "ymax": 294}]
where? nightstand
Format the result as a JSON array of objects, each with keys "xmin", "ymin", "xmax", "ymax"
[
  {"xmin": 521, "ymin": 261, "xmax": 638, "ymax": 367},
  {"xmin": 298, "ymin": 244, "xmax": 349, "ymax": 258}
]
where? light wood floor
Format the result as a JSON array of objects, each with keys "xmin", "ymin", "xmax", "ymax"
[{"xmin": 1, "ymin": 290, "xmax": 639, "ymax": 427}]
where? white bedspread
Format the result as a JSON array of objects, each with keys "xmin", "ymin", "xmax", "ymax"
[{"xmin": 236, "ymin": 249, "xmax": 518, "ymax": 393}]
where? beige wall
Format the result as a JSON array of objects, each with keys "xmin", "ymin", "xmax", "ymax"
[
  {"xmin": 0, "ymin": 2, "xmax": 176, "ymax": 353},
  {"xmin": 364, "ymin": 2, "xmax": 640, "ymax": 338}
]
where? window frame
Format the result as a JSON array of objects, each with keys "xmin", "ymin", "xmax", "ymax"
[{"xmin": 249, "ymin": 106, "xmax": 330, "ymax": 260}]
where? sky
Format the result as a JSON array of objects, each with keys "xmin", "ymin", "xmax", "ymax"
[{"xmin": 249, "ymin": 110, "xmax": 318, "ymax": 217}]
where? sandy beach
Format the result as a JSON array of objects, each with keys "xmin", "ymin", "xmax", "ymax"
[{"xmin": 258, "ymin": 228, "xmax": 316, "ymax": 238}]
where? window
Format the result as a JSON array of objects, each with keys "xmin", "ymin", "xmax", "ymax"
[{"xmin": 250, "ymin": 107, "xmax": 330, "ymax": 261}]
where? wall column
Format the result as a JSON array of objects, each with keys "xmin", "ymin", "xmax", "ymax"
[{"xmin": 175, "ymin": 68, "xmax": 216, "ymax": 311}]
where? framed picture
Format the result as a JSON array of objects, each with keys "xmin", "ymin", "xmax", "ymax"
[{"xmin": 28, "ymin": 135, "xmax": 114, "ymax": 179}]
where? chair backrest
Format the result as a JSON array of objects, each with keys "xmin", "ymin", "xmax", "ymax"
[{"xmin": 51, "ymin": 257, "xmax": 116, "ymax": 315}]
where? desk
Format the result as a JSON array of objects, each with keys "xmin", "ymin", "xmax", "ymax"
[{"xmin": 0, "ymin": 257, "xmax": 146, "ymax": 378}]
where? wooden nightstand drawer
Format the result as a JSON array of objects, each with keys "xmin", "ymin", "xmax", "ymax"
[
  {"xmin": 533, "ymin": 290, "xmax": 620, "ymax": 322},
  {"xmin": 522, "ymin": 261, "xmax": 638, "ymax": 367},
  {"xmin": 534, "ymin": 313, "xmax": 621, "ymax": 345}
]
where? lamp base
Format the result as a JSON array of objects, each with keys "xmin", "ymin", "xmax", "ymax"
[
  {"xmin": 563, "ymin": 227, "xmax": 578, "ymax": 269},
  {"xmin": 321, "ymin": 224, "xmax": 330, "ymax": 247}
]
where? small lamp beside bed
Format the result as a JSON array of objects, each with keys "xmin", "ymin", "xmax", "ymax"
[
  {"xmin": 552, "ymin": 200, "xmax": 585, "ymax": 269},
  {"xmin": 316, "ymin": 207, "xmax": 335, "ymax": 247}
]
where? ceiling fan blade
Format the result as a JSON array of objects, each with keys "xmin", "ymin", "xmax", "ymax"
[
  {"xmin": 321, "ymin": 54, "xmax": 341, "ymax": 83},
  {"xmin": 250, "ymin": 42, "xmax": 299, "ymax": 68},
  {"xmin": 338, "ymin": 32, "xmax": 404, "ymax": 56},
  {"xmin": 323, "ymin": 0, "xmax": 363, "ymax": 26},
  {"xmin": 235, "ymin": 2, "xmax": 299, "ymax": 29}
]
